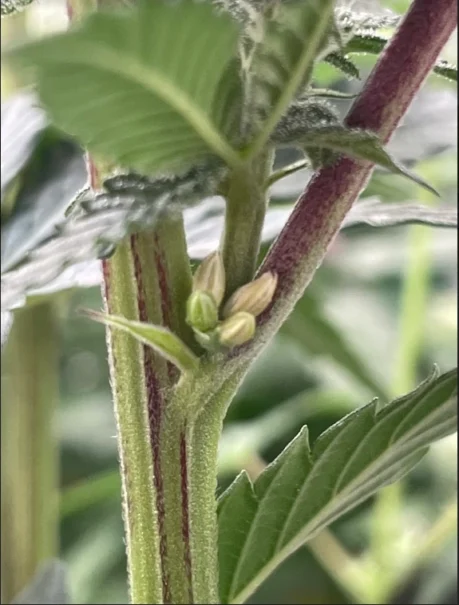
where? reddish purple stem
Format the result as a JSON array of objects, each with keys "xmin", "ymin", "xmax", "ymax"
[{"xmin": 258, "ymin": 0, "xmax": 457, "ymax": 319}]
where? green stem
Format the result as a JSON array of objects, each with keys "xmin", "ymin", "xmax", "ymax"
[
  {"xmin": 1, "ymin": 303, "xmax": 59, "ymax": 604},
  {"xmin": 68, "ymin": 5, "xmax": 166, "ymax": 598},
  {"xmin": 102, "ymin": 237, "xmax": 164, "ymax": 604},
  {"xmin": 222, "ymin": 150, "xmax": 274, "ymax": 296},
  {"xmin": 67, "ymin": 3, "xmax": 197, "ymax": 600},
  {"xmin": 186, "ymin": 372, "xmax": 243, "ymax": 604},
  {"xmin": 103, "ymin": 216, "xmax": 196, "ymax": 604}
]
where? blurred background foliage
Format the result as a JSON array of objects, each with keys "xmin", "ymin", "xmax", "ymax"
[{"xmin": 1, "ymin": 1, "xmax": 457, "ymax": 604}]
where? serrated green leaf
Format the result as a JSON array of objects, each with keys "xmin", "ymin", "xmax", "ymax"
[
  {"xmin": 323, "ymin": 51, "xmax": 361, "ymax": 79},
  {"xmin": 271, "ymin": 106, "xmax": 438, "ymax": 194},
  {"xmin": 218, "ymin": 368, "xmax": 457, "ymax": 604},
  {"xmin": 86, "ymin": 310, "xmax": 199, "ymax": 373},
  {"xmin": 9, "ymin": 1, "xmax": 242, "ymax": 175},
  {"xmin": 246, "ymin": 0, "xmax": 336, "ymax": 155},
  {"xmin": 344, "ymin": 31, "xmax": 389, "ymax": 55},
  {"xmin": 300, "ymin": 126, "xmax": 438, "ymax": 195},
  {"xmin": 432, "ymin": 59, "xmax": 457, "ymax": 83}
]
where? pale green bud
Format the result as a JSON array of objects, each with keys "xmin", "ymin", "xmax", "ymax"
[
  {"xmin": 192, "ymin": 251, "xmax": 225, "ymax": 307},
  {"xmin": 222, "ymin": 272, "xmax": 278, "ymax": 319},
  {"xmin": 217, "ymin": 312, "xmax": 256, "ymax": 348},
  {"xmin": 186, "ymin": 291, "xmax": 218, "ymax": 332}
]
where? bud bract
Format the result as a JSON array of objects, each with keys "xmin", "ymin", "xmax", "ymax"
[
  {"xmin": 222, "ymin": 272, "xmax": 277, "ymax": 319},
  {"xmin": 217, "ymin": 312, "xmax": 256, "ymax": 348},
  {"xmin": 192, "ymin": 327, "xmax": 220, "ymax": 353},
  {"xmin": 192, "ymin": 251, "xmax": 225, "ymax": 307},
  {"xmin": 186, "ymin": 291, "xmax": 218, "ymax": 333}
]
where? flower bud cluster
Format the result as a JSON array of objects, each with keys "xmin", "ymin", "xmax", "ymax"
[{"xmin": 186, "ymin": 251, "xmax": 277, "ymax": 351}]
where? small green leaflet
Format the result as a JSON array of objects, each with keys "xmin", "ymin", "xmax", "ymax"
[
  {"xmin": 272, "ymin": 102, "xmax": 438, "ymax": 195},
  {"xmin": 278, "ymin": 123, "xmax": 438, "ymax": 195},
  {"xmin": 85, "ymin": 311, "xmax": 199, "ymax": 373},
  {"xmin": 8, "ymin": 1, "xmax": 242, "ymax": 175},
  {"xmin": 433, "ymin": 59, "xmax": 458, "ymax": 83},
  {"xmin": 323, "ymin": 51, "xmax": 361, "ymax": 80},
  {"xmin": 302, "ymin": 127, "xmax": 438, "ymax": 195},
  {"xmin": 218, "ymin": 368, "xmax": 457, "ymax": 604}
]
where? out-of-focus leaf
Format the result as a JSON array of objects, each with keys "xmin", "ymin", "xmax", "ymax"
[
  {"xmin": 11, "ymin": 560, "xmax": 71, "ymax": 605},
  {"xmin": 1, "ymin": 134, "xmax": 87, "ymax": 273},
  {"xmin": 335, "ymin": 6, "xmax": 400, "ymax": 36},
  {"xmin": 281, "ymin": 289, "xmax": 389, "ymax": 400},
  {"xmin": 390, "ymin": 539, "xmax": 457, "ymax": 605},
  {"xmin": 1, "ymin": 92, "xmax": 47, "ymax": 197},
  {"xmin": 212, "ymin": 0, "xmax": 258, "ymax": 28},
  {"xmin": 387, "ymin": 90, "xmax": 458, "ymax": 164},
  {"xmin": 4, "ymin": 190, "xmax": 456, "ymax": 311},
  {"xmin": 65, "ymin": 512, "xmax": 123, "ymax": 605},
  {"xmin": 305, "ymin": 88, "xmax": 357, "ymax": 100},
  {"xmin": 330, "ymin": 229, "xmax": 457, "ymax": 280},
  {"xmin": 1, "ymin": 311, "xmax": 13, "ymax": 350},
  {"xmin": 9, "ymin": 1, "xmax": 242, "ymax": 175},
  {"xmin": 61, "ymin": 470, "xmax": 122, "ymax": 519},
  {"xmin": 1, "ymin": 0, "xmax": 34, "ymax": 17},
  {"xmin": 85, "ymin": 310, "xmax": 199, "ymax": 372},
  {"xmin": 218, "ymin": 368, "xmax": 457, "ymax": 604},
  {"xmin": 0, "ymin": 165, "xmax": 222, "ymax": 311},
  {"xmin": 344, "ymin": 200, "xmax": 458, "ymax": 229}
]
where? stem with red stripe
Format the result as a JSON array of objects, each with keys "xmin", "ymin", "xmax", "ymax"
[
  {"xmin": 66, "ymin": 3, "xmax": 203, "ymax": 602},
  {"xmin": 102, "ymin": 214, "xmax": 197, "ymax": 604}
]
